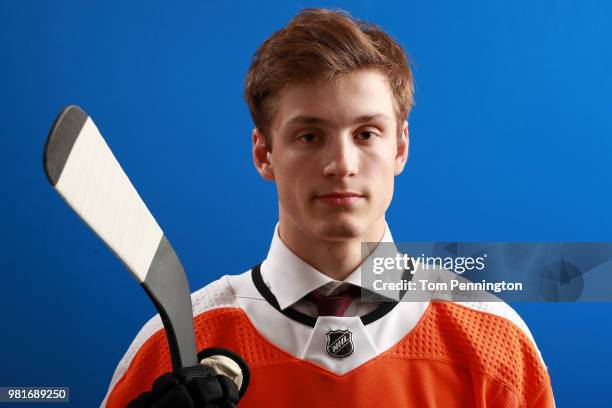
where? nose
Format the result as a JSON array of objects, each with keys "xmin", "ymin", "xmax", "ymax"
[{"xmin": 322, "ymin": 135, "xmax": 358, "ymax": 178}]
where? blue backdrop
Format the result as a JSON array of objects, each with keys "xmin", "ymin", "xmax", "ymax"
[{"xmin": 1, "ymin": 0, "xmax": 611, "ymax": 406}]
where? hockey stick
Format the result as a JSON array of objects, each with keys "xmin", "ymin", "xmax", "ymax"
[{"xmin": 43, "ymin": 105, "xmax": 198, "ymax": 372}]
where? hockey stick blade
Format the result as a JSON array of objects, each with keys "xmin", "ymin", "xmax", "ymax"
[{"xmin": 44, "ymin": 105, "xmax": 198, "ymax": 371}]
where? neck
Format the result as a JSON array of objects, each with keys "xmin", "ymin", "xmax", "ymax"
[{"xmin": 277, "ymin": 213, "xmax": 387, "ymax": 281}]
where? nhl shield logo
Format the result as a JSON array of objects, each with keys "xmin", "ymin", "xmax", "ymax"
[{"xmin": 325, "ymin": 329, "xmax": 354, "ymax": 358}]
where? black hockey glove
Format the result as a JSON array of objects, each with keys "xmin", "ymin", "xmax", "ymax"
[{"xmin": 127, "ymin": 348, "xmax": 249, "ymax": 408}]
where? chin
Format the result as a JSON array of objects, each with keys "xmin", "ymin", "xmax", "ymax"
[{"xmin": 314, "ymin": 218, "xmax": 365, "ymax": 241}]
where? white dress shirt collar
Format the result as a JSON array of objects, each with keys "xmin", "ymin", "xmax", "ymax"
[{"xmin": 260, "ymin": 222, "xmax": 396, "ymax": 310}]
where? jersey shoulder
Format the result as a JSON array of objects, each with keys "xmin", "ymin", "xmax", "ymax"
[
  {"xmin": 420, "ymin": 266, "xmax": 547, "ymax": 367},
  {"xmin": 102, "ymin": 271, "xmax": 249, "ymax": 408},
  {"xmin": 120, "ymin": 273, "xmax": 240, "ymax": 368},
  {"xmin": 391, "ymin": 299, "xmax": 550, "ymax": 407},
  {"xmin": 191, "ymin": 274, "xmax": 240, "ymax": 315}
]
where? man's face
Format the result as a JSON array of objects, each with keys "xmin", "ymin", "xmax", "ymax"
[{"xmin": 254, "ymin": 69, "xmax": 408, "ymax": 242}]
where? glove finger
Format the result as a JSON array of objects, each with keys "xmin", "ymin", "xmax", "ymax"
[
  {"xmin": 150, "ymin": 383, "xmax": 194, "ymax": 408},
  {"xmin": 126, "ymin": 390, "xmax": 152, "ymax": 408},
  {"xmin": 187, "ymin": 375, "xmax": 224, "ymax": 404},
  {"xmin": 216, "ymin": 375, "xmax": 239, "ymax": 405},
  {"xmin": 151, "ymin": 373, "xmax": 181, "ymax": 396},
  {"xmin": 126, "ymin": 373, "xmax": 181, "ymax": 408}
]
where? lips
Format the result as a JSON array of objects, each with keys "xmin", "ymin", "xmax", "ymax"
[{"xmin": 316, "ymin": 192, "xmax": 363, "ymax": 206}]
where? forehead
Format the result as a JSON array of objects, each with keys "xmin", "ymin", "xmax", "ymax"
[{"xmin": 271, "ymin": 69, "xmax": 396, "ymax": 131}]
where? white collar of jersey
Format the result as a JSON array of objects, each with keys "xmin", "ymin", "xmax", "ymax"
[{"xmin": 261, "ymin": 222, "xmax": 399, "ymax": 310}]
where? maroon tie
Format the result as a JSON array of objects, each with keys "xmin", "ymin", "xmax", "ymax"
[{"xmin": 305, "ymin": 285, "xmax": 361, "ymax": 317}]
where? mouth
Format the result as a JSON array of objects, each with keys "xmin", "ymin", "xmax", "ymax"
[{"xmin": 315, "ymin": 192, "xmax": 364, "ymax": 206}]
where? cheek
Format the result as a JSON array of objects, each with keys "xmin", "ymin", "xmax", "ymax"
[
  {"xmin": 274, "ymin": 151, "xmax": 320, "ymax": 185},
  {"xmin": 273, "ymin": 160, "xmax": 309, "ymax": 202},
  {"xmin": 363, "ymin": 147, "xmax": 397, "ymax": 179},
  {"xmin": 363, "ymin": 151, "xmax": 397, "ymax": 201}
]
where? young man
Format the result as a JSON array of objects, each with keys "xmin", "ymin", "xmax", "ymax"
[{"xmin": 103, "ymin": 8, "xmax": 555, "ymax": 407}]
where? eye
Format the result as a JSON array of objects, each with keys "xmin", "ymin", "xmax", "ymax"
[
  {"xmin": 298, "ymin": 133, "xmax": 319, "ymax": 143},
  {"xmin": 355, "ymin": 130, "xmax": 379, "ymax": 141}
]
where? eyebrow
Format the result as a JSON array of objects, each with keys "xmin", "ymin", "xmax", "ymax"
[{"xmin": 284, "ymin": 113, "xmax": 392, "ymax": 127}]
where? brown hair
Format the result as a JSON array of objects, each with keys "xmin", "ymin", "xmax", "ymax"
[{"xmin": 244, "ymin": 8, "xmax": 414, "ymax": 149}]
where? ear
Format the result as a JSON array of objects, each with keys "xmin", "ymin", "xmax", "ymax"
[
  {"xmin": 252, "ymin": 127, "xmax": 275, "ymax": 181},
  {"xmin": 394, "ymin": 120, "xmax": 409, "ymax": 175}
]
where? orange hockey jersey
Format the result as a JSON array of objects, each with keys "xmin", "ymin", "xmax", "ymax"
[{"xmin": 102, "ymin": 263, "xmax": 554, "ymax": 407}]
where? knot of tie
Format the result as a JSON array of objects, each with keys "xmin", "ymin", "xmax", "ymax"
[{"xmin": 305, "ymin": 285, "xmax": 362, "ymax": 317}]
